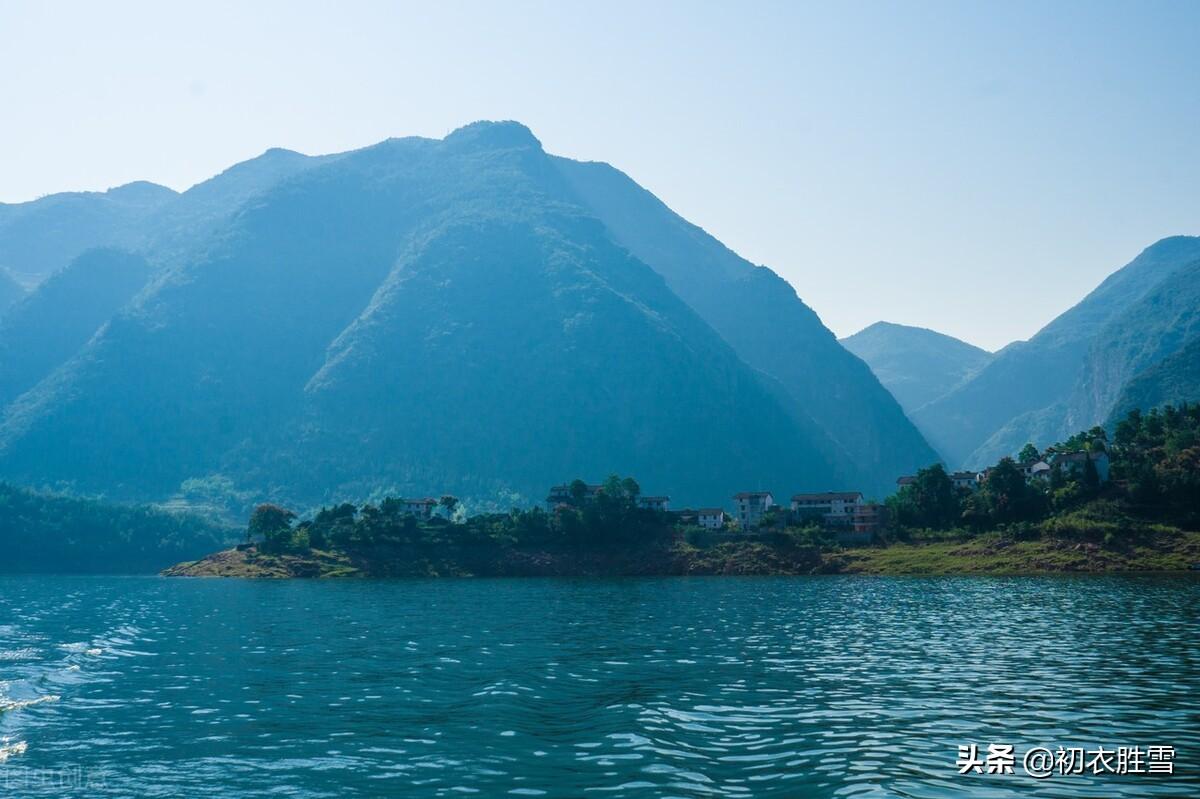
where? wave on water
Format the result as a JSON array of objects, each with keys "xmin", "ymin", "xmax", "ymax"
[
  {"xmin": 0, "ymin": 740, "xmax": 28, "ymax": 763},
  {"xmin": 0, "ymin": 695, "xmax": 61, "ymax": 714}
]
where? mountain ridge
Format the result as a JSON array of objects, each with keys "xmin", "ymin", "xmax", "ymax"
[
  {"xmin": 912, "ymin": 236, "xmax": 1200, "ymax": 466},
  {"xmin": 0, "ymin": 121, "xmax": 926, "ymax": 511},
  {"xmin": 840, "ymin": 321, "xmax": 992, "ymax": 416}
]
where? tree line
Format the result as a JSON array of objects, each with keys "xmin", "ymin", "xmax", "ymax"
[
  {"xmin": 247, "ymin": 474, "xmax": 674, "ymax": 555},
  {"xmin": 0, "ymin": 482, "xmax": 232, "ymax": 573},
  {"xmin": 887, "ymin": 404, "xmax": 1200, "ymax": 536}
]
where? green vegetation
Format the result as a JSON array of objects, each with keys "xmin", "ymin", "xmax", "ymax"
[
  {"xmin": 166, "ymin": 405, "xmax": 1200, "ymax": 579},
  {"xmin": 169, "ymin": 473, "xmax": 836, "ymax": 578},
  {"xmin": 886, "ymin": 404, "xmax": 1200, "ymax": 550},
  {"xmin": 0, "ymin": 482, "xmax": 234, "ymax": 573},
  {"xmin": 249, "ymin": 474, "xmax": 674, "ymax": 557}
]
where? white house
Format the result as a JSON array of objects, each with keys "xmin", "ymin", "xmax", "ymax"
[
  {"xmin": 637, "ymin": 495, "xmax": 670, "ymax": 512},
  {"xmin": 696, "ymin": 508, "xmax": 726, "ymax": 530},
  {"xmin": 790, "ymin": 492, "xmax": 864, "ymax": 526},
  {"xmin": 950, "ymin": 471, "xmax": 981, "ymax": 491},
  {"xmin": 1020, "ymin": 460, "xmax": 1052, "ymax": 480},
  {"xmin": 401, "ymin": 498, "xmax": 438, "ymax": 519},
  {"xmin": 733, "ymin": 492, "xmax": 774, "ymax": 529}
]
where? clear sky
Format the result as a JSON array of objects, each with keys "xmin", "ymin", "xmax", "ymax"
[{"xmin": 2, "ymin": 0, "xmax": 1197, "ymax": 350}]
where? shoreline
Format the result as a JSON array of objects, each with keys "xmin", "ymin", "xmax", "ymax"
[{"xmin": 164, "ymin": 529, "xmax": 1200, "ymax": 578}]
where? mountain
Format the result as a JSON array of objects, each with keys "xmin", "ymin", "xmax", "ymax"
[
  {"xmin": 1109, "ymin": 337, "xmax": 1200, "ymax": 421},
  {"xmin": 0, "ymin": 267, "xmax": 24, "ymax": 316},
  {"xmin": 0, "ymin": 121, "xmax": 934, "ymax": 510},
  {"xmin": 0, "ymin": 149, "xmax": 332, "ymax": 285},
  {"xmin": 912, "ymin": 236, "xmax": 1200, "ymax": 466},
  {"xmin": 1068, "ymin": 260, "xmax": 1200, "ymax": 428},
  {"xmin": 0, "ymin": 181, "xmax": 176, "ymax": 285},
  {"xmin": 0, "ymin": 248, "xmax": 153, "ymax": 407},
  {"xmin": 839, "ymin": 322, "xmax": 992, "ymax": 414},
  {"xmin": 552, "ymin": 158, "xmax": 939, "ymax": 492}
]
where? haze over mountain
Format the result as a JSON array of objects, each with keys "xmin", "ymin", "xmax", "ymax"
[
  {"xmin": 0, "ymin": 182, "xmax": 175, "ymax": 286},
  {"xmin": 1109, "ymin": 336, "xmax": 1200, "ymax": 422},
  {"xmin": 0, "ymin": 121, "xmax": 937, "ymax": 511},
  {"xmin": 912, "ymin": 236, "xmax": 1200, "ymax": 467},
  {"xmin": 0, "ymin": 148, "xmax": 333, "ymax": 286},
  {"xmin": 552, "ymin": 159, "xmax": 936, "ymax": 492},
  {"xmin": 0, "ymin": 268, "xmax": 24, "ymax": 316},
  {"xmin": 0, "ymin": 248, "xmax": 153, "ymax": 408},
  {"xmin": 839, "ymin": 322, "xmax": 992, "ymax": 415}
]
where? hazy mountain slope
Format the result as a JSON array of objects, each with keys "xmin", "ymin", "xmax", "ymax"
[
  {"xmin": 0, "ymin": 122, "xmax": 843, "ymax": 507},
  {"xmin": 0, "ymin": 149, "xmax": 333, "ymax": 286},
  {"xmin": 552, "ymin": 158, "xmax": 939, "ymax": 493},
  {"xmin": 144, "ymin": 147, "xmax": 337, "ymax": 262},
  {"xmin": 0, "ymin": 268, "xmax": 25, "ymax": 316},
  {"xmin": 840, "ymin": 321, "xmax": 992, "ymax": 414},
  {"xmin": 913, "ymin": 236, "xmax": 1200, "ymax": 466},
  {"xmin": 252, "ymin": 211, "xmax": 835, "ymax": 507},
  {"xmin": 1109, "ymin": 337, "xmax": 1200, "ymax": 420},
  {"xmin": 0, "ymin": 182, "xmax": 175, "ymax": 285},
  {"xmin": 1067, "ymin": 260, "xmax": 1200, "ymax": 427},
  {"xmin": 0, "ymin": 248, "xmax": 152, "ymax": 407},
  {"xmin": 0, "ymin": 142, "xmax": 410, "ymax": 498}
]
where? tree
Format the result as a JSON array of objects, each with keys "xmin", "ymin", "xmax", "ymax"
[
  {"xmin": 981, "ymin": 458, "xmax": 1044, "ymax": 524},
  {"xmin": 439, "ymin": 495, "xmax": 460, "ymax": 518},
  {"xmin": 1018, "ymin": 443, "xmax": 1041, "ymax": 464},
  {"xmin": 248, "ymin": 503, "xmax": 297, "ymax": 552},
  {"xmin": 568, "ymin": 479, "xmax": 589, "ymax": 505},
  {"xmin": 1082, "ymin": 455, "xmax": 1101, "ymax": 491},
  {"xmin": 887, "ymin": 463, "xmax": 959, "ymax": 529},
  {"xmin": 620, "ymin": 477, "xmax": 641, "ymax": 500}
]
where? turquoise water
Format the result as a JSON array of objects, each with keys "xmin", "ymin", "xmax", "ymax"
[{"xmin": 0, "ymin": 575, "xmax": 1197, "ymax": 797}]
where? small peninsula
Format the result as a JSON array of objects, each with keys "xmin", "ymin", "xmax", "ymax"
[{"xmin": 166, "ymin": 406, "xmax": 1200, "ymax": 578}]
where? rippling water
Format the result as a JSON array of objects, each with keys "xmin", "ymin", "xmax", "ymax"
[{"xmin": 0, "ymin": 575, "xmax": 1197, "ymax": 797}]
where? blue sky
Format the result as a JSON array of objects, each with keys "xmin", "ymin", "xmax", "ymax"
[{"xmin": 1, "ymin": 0, "xmax": 1197, "ymax": 349}]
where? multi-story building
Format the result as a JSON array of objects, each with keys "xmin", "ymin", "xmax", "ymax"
[
  {"xmin": 732, "ymin": 491, "xmax": 774, "ymax": 529},
  {"xmin": 790, "ymin": 491, "xmax": 864, "ymax": 526},
  {"xmin": 637, "ymin": 496, "xmax": 670, "ymax": 512},
  {"xmin": 950, "ymin": 471, "xmax": 981, "ymax": 491}
]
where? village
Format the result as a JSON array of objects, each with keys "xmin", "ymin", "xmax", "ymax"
[
  {"xmin": 383, "ymin": 446, "xmax": 1113, "ymax": 548},
  {"xmin": 539, "ymin": 445, "xmax": 1112, "ymax": 546}
]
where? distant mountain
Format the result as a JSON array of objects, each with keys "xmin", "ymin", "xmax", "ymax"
[
  {"xmin": 913, "ymin": 237, "xmax": 1200, "ymax": 466},
  {"xmin": 0, "ymin": 122, "xmax": 934, "ymax": 511},
  {"xmin": 0, "ymin": 248, "xmax": 152, "ymax": 407},
  {"xmin": 840, "ymin": 322, "xmax": 992, "ymax": 415},
  {"xmin": 0, "ymin": 267, "xmax": 24, "ymax": 316},
  {"xmin": 553, "ymin": 159, "xmax": 939, "ymax": 493}
]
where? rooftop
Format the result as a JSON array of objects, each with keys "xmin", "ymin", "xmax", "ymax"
[{"xmin": 791, "ymin": 492, "xmax": 863, "ymax": 501}]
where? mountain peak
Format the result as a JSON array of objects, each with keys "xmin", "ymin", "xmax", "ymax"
[
  {"xmin": 443, "ymin": 120, "xmax": 542, "ymax": 152},
  {"xmin": 105, "ymin": 181, "xmax": 178, "ymax": 202}
]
